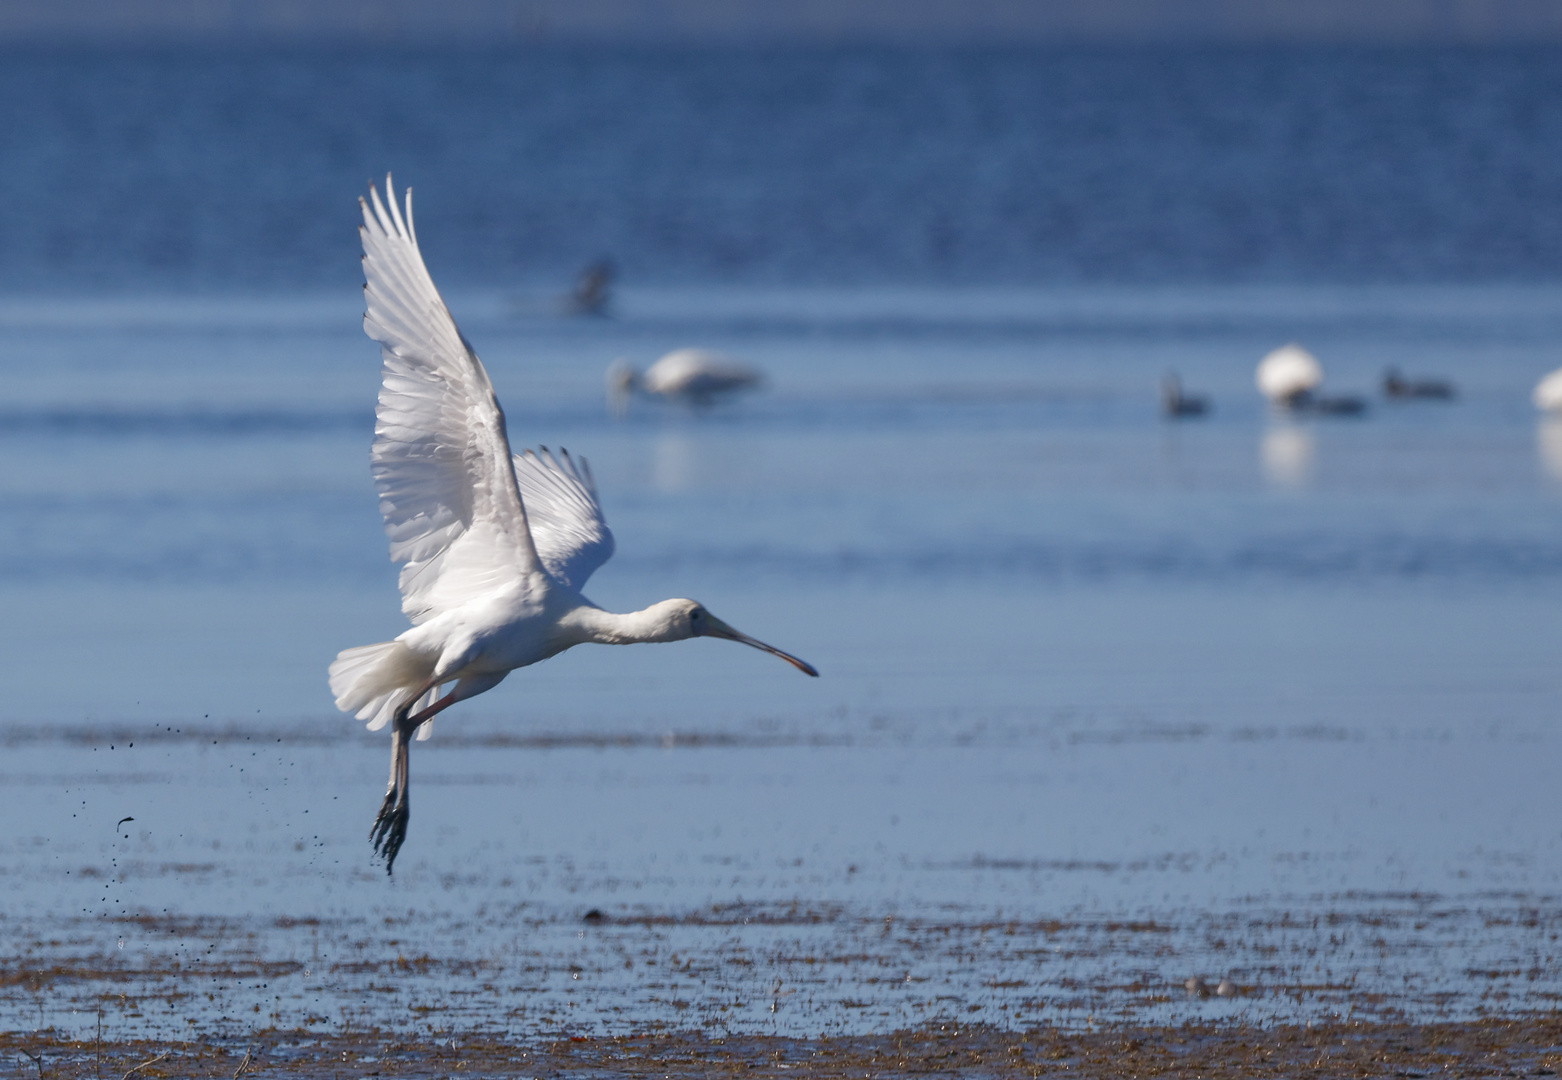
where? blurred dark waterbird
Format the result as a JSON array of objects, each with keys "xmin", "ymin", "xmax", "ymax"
[
  {"xmin": 1382, "ymin": 366, "xmax": 1455, "ymax": 400},
  {"xmin": 568, "ymin": 259, "xmax": 615, "ymax": 317},
  {"xmin": 1160, "ymin": 372, "xmax": 1209, "ymax": 418}
]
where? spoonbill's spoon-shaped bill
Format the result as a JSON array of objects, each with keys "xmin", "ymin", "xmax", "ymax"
[
  {"xmin": 329, "ymin": 177, "xmax": 816, "ymax": 874},
  {"xmin": 695, "ymin": 612, "xmax": 818, "ymax": 676},
  {"xmin": 1256, "ymin": 343, "xmax": 1323, "ymax": 403},
  {"xmin": 1534, "ymin": 367, "xmax": 1562, "ymax": 412}
]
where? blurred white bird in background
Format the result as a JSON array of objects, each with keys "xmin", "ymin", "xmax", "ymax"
[
  {"xmin": 1256, "ymin": 343, "xmax": 1365, "ymax": 415},
  {"xmin": 607, "ymin": 348, "xmax": 764, "ymax": 415},
  {"xmin": 330, "ymin": 179, "xmax": 817, "ymax": 873},
  {"xmin": 1256, "ymin": 343, "xmax": 1323, "ymax": 406},
  {"xmin": 1533, "ymin": 367, "xmax": 1562, "ymax": 412}
]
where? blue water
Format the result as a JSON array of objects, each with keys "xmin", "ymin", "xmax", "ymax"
[
  {"xmin": 6, "ymin": 283, "xmax": 1562, "ymax": 728},
  {"xmin": 5, "ymin": 283, "xmax": 1562, "ymax": 1035},
  {"xmin": 3, "ymin": 48, "xmax": 1562, "ymax": 289},
  {"xmin": 2, "ymin": 47, "xmax": 1562, "ymax": 1038}
]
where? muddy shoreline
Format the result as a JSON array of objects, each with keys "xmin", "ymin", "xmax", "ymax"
[
  {"xmin": 6, "ymin": 727, "xmax": 1561, "ymax": 1062},
  {"xmin": 7, "ymin": 1017, "xmax": 1562, "ymax": 1077}
]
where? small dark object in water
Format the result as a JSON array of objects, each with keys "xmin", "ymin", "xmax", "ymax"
[
  {"xmin": 1160, "ymin": 373, "xmax": 1210, "ymax": 418},
  {"xmin": 569, "ymin": 259, "xmax": 615, "ymax": 317},
  {"xmin": 1382, "ymin": 366, "xmax": 1455, "ymax": 400},
  {"xmin": 582, "ymin": 908, "xmax": 606, "ymax": 925},
  {"xmin": 1280, "ymin": 390, "xmax": 1367, "ymax": 416}
]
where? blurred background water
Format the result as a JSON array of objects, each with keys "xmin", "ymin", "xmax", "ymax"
[
  {"xmin": 2, "ymin": 46, "xmax": 1562, "ymax": 1036},
  {"xmin": 5, "ymin": 48, "xmax": 1562, "ymax": 290}
]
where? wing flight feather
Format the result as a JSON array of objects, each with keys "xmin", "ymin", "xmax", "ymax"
[
  {"xmin": 512, "ymin": 447, "xmax": 615, "ymax": 591},
  {"xmin": 360, "ymin": 176, "xmax": 540, "ymax": 623}
]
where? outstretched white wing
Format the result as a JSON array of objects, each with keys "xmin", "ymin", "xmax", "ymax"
[
  {"xmin": 512, "ymin": 446, "xmax": 615, "ymax": 591},
  {"xmin": 360, "ymin": 177, "xmax": 541, "ymax": 624}
]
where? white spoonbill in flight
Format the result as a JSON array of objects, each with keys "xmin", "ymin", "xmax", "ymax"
[{"xmin": 329, "ymin": 179, "xmax": 818, "ymax": 873}]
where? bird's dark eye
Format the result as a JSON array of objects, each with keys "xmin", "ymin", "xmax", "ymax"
[{"xmin": 691, "ymin": 610, "xmax": 702, "ymax": 620}]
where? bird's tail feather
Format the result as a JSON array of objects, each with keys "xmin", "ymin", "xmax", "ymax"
[{"xmin": 329, "ymin": 640, "xmax": 436, "ymax": 732}]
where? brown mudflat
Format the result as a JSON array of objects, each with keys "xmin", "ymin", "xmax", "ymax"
[
  {"xmin": 5, "ymin": 726, "xmax": 1561, "ymax": 1066},
  {"xmin": 7, "ymin": 1018, "xmax": 1562, "ymax": 1078}
]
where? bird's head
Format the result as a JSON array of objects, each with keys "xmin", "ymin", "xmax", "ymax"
[{"xmin": 653, "ymin": 599, "xmax": 818, "ymax": 676}]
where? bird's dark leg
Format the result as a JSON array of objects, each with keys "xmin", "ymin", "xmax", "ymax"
[
  {"xmin": 369, "ymin": 685, "xmax": 466, "ymax": 874},
  {"xmin": 370, "ymin": 707, "xmax": 418, "ymax": 874}
]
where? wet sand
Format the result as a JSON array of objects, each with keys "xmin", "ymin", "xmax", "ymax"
[
  {"xmin": 6, "ymin": 1018, "xmax": 1562, "ymax": 1077},
  {"xmin": 6, "ymin": 892, "xmax": 1562, "ymax": 1035},
  {"xmin": 3, "ymin": 718, "xmax": 1561, "ymax": 1057}
]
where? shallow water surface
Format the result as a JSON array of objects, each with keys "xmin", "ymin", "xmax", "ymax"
[{"xmin": 1, "ymin": 284, "xmax": 1560, "ymax": 1040}]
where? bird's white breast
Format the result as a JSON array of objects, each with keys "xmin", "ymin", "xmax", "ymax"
[{"xmin": 398, "ymin": 574, "xmax": 574, "ymax": 678}]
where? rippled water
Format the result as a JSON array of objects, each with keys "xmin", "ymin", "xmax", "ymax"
[
  {"xmin": 4, "ymin": 48, "xmax": 1562, "ymax": 289},
  {"xmin": 1, "ymin": 284, "xmax": 1560, "ymax": 1039}
]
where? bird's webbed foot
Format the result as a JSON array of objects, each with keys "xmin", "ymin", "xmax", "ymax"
[
  {"xmin": 371, "ymin": 711, "xmax": 416, "ymax": 875},
  {"xmin": 370, "ymin": 786, "xmax": 409, "ymax": 874}
]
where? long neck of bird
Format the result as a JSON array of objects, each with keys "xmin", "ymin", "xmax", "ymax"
[{"xmin": 560, "ymin": 602, "xmax": 679, "ymax": 645}]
